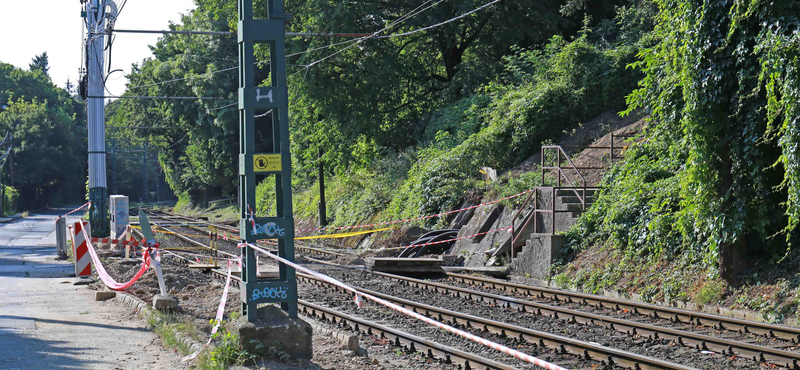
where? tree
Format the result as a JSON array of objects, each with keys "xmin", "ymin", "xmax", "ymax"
[
  {"xmin": 285, "ymin": 0, "xmax": 570, "ymax": 173},
  {"xmin": 107, "ymin": 7, "xmax": 241, "ymax": 205},
  {"xmin": 29, "ymin": 52, "xmax": 50, "ymax": 76},
  {"xmin": 0, "ymin": 62, "xmax": 86, "ymax": 209}
]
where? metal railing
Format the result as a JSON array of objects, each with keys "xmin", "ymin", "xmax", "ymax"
[
  {"xmin": 509, "ymin": 132, "xmax": 639, "ymax": 254},
  {"xmin": 541, "ymin": 145, "xmax": 589, "ymax": 209}
]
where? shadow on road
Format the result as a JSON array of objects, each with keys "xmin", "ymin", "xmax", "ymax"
[
  {"xmin": 0, "ymin": 315, "xmax": 151, "ymax": 332},
  {"xmin": 0, "ymin": 328, "xmax": 99, "ymax": 370},
  {"xmin": 0, "ymin": 256, "xmax": 72, "ymax": 278}
]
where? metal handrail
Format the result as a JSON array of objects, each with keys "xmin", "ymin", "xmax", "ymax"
[
  {"xmin": 510, "ymin": 188, "xmax": 537, "ymax": 249},
  {"xmin": 510, "ymin": 135, "xmax": 634, "ymax": 251},
  {"xmin": 542, "ymin": 145, "xmax": 587, "ymax": 187},
  {"xmin": 542, "ymin": 145, "xmax": 588, "ymax": 210}
]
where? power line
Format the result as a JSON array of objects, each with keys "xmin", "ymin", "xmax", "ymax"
[
  {"xmin": 117, "ymin": 0, "xmax": 451, "ymax": 92},
  {"xmin": 126, "ymin": 66, "xmax": 239, "ymax": 90},
  {"xmin": 206, "ymin": 102, "xmax": 238, "ymax": 111},
  {"xmin": 113, "ymin": 29, "xmax": 233, "ymax": 36},
  {"xmin": 375, "ymin": 0, "xmax": 500, "ymax": 39},
  {"xmin": 107, "ymin": 127, "xmax": 179, "ymax": 130},
  {"xmin": 88, "ymin": 95, "xmax": 231, "ymax": 100},
  {"xmin": 113, "ymin": 29, "xmax": 373, "ymax": 38},
  {"xmin": 125, "ymin": 0, "xmax": 444, "ymax": 90},
  {"xmin": 290, "ymin": 0, "xmax": 450, "ymax": 77}
]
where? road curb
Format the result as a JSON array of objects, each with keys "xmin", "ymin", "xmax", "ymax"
[
  {"xmin": 0, "ymin": 214, "xmax": 22, "ymax": 224},
  {"xmin": 115, "ymin": 292, "xmax": 205, "ymax": 355}
]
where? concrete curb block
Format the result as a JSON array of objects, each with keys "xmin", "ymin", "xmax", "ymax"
[
  {"xmin": 518, "ymin": 276, "xmax": 799, "ymax": 328},
  {"xmin": 309, "ymin": 321, "xmax": 361, "ymax": 353},
  {"xmin": 0, "ymin": 215, "xmax": 22, "ymax": 224},
  {"xmin": 114, "ymin": 292, "xmax": 205, "ymax": 355}
]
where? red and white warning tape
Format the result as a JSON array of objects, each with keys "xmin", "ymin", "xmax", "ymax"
[
  {"xmin": 182, "ymin": 259, "xmax": 238, "ymax": 362},
  {"xmin": 55, "ymin": 201, "xmax": 91, "ymax": 222},
  {"xmin": 245, "ymin": 243, "xmax": 568, "ymax": 370},
  {"xmin": 163, "ymin": 249, "xmax": 241, "ymax": 262},
  {"xmin": 90, "ymin": 237, "xmax": 143, "ymax": 247},
  {"xmin": 295, "ymin": 189, "xmax": 533, "ymax": 234},
  {"xmin": 79, "ymin": 225, "xmax": 152, "ymax": 291}
]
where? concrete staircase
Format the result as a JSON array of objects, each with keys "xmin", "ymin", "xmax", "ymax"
[
  {"xmin": 446, "ymin": 124, "xmax": 642, "ymax": 275},
  {"xmin": 508, "ymin": 142, "xmax": 618, "ymax": 277}
]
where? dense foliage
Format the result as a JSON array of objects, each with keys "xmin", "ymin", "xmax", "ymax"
[
  {"xmin": 108, "ymin": 0, "xmax": 800, "ymax": 281},
  {"xmin": 107, "ymin": 3, "xmax": 240, "ymax": 204},
  {"xmin": 113, "ymin": 0, "xmax": 640, "ymax": 214},
  {"xmin": 0, "ymin": 59, "xmax": 87, "ymax": 210},
  {"xmin": 256, "ymin": 15, "xmax": 647, "ymax": 227},
  {"xmin": 565, "ymin": 0, "xmax": 800, "ymax": 274}
]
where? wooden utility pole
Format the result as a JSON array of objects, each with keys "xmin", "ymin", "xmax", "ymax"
[{"xmin": 318, "ymin": 146, "xmax": 327, "ymax": 227}]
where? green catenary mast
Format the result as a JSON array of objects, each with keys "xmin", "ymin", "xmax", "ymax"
[{"xmin": 238, "ymin": 0, "xmax": 297, "ymax": 321}]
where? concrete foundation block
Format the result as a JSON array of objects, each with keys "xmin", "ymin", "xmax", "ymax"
[
  {"xmin": 512, "ymin": 234, "xmax": 564, "ymax": 279},
  {"xmin": 152, "ymin": 294, "xmax": 179, "ymax": 310},
  {"xmin": 230, "ymin": 305, "xmax": 313, "ymax": 359},
  {"xmin": 95, "ymin": 291, "xmax": 117, "ymax": 301},
  {"xmin": 311, "ymin": 322, "xmax": 360, "ymax": 352}
]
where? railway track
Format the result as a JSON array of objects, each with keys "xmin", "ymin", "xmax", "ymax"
[
  {"xmin": 445, "ymin": 273, "xmax": 800, "ymax": 342},
  {"xmin": 133, "ymin": 212, "xmax": 682, "ymax": 368},
  {"xmin": 346, "ymin": 270, "xmax": 800, "ymax": 369},
  {"xmin": 132, "ymin": 208, "xmax": 800, "ymax": 369},
  {"xmin": 130, "ymin": 221, "xmax": 518, "ymax": 370},
  {"xmin": 299, "ymin": 300, "xmax": 520, "ymax": 370},
  {"xmin": 299, "ymin": 272, "xmax": 694, "ymax": 370}
]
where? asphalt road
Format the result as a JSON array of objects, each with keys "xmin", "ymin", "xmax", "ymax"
[{"xmin": 0, "ymin": 208, "xmax": 186, "ymax": 370}]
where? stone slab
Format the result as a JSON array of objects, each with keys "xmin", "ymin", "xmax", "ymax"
[
  {"xmin": 310, "ymin": 322, "xmax": 360, "ymax": 352},
  {"xmin": 230, "ymin": 305, "xmax": 313, "ymax": 359},
  {"xmin": 95, "ymin": 291, "xmax": 117, "ymax": 301},
  {"xmin": 152, "ymin": 294, "xmax": 179, "ymax": 310}
]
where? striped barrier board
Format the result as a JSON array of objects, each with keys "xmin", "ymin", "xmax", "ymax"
[{"xmin": 71, "ymin": 221, "xmax": 92, "ymax": 277}]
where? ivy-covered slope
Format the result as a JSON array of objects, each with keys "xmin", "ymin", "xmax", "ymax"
[{"xmin": 556, "ymin": 0, "xmax": 800, "ymax": 312}]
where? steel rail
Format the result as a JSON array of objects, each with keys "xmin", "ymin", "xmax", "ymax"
[
  {"xmin": 361, "ymin": 271, "xmax": 800, "ymax": 369},
  {"xmin": 298, "ymin": 300, "xmax": 518, "ymax": 370},
  {"xmin": 134, "ymin": 209, "xmax": 800, "ymax": 367},
  {"xmin": 146, "ymin": 209, "xmax": 345, "ymax": 259},
  {"xmin": 447, "ymin": 273, "xmax": 800, "ymax": 343},
  {"xmin": 130, "ymin": 226, "xmax": 243, "ymax": 287},
  {"xmin": 298, "ymin": 273, "xmax": 694, "ymax": 370},
  {"xmin": 153, "ymin": 230, "xmax": 514, "ymax": 370},
  {"xmin": 179, "ymin": 251, "xmax": 515, "ymax": 370}
]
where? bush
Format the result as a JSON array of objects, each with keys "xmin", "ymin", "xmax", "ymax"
[
  {"xmin": 695, "ymin": 280, "xmax": 727, "ymax": 305},
  {"xmin": 2, "ymin": 185, "xmax": 18, "ymax": 216}
]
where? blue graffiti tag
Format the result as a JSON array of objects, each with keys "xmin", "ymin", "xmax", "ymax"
[
  {"xmin": 251, "ymin": 286, "xmax": 288, "ymax": 301},
  {"xmin": 251, "ymin": 222, "xmax": 285, "ymax": 237}
]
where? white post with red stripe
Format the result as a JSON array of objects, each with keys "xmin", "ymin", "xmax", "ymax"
[
  {"xmin": 70, "ymin": 221, "xmax": 93, "ymax": 277},
  {"xmin": 123, "ymin": 225, "xmax": 133, "ymax": 263}
]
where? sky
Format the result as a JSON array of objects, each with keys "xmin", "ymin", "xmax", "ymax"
[{"xmin": 0, "ymin": 0, "xmax": 197, "ymax": 96}]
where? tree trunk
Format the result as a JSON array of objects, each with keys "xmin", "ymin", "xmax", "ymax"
[{"xmin": 718, "ymin": 144, "xmax": 746, "ymax": 280}]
